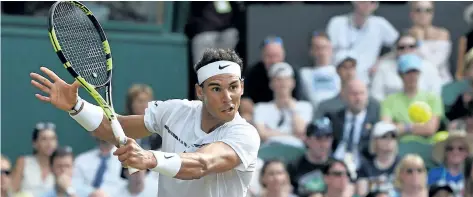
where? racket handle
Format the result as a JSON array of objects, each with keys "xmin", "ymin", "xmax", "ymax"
[{"xmin": 110, "ymin": 118, "xmax": 139, "ymax": 174}]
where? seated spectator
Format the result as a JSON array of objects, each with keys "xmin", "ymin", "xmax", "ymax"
[
  {"xmin": 429, "ymin": 131, "xmax": 473, "ymax": 197},
  {"xmin": 1, "ymin": 154, "xmax": 33, "ymax": 197},
  {"xmin": 392, "ymin": 154, "xmax": 429, "ymax": 197},
  {"xmin": 11, "ymin": 122, "xmax": 57, "ymax": 197},
  {"xmin": 259, "ymin": 160, "xmax": 298, "ymax": 197},
  {"xmin": 429, "ymin": 184, "xmax": 454, "ymax": 197},
  {"xmin": 299, "ymin": 32, "xmax": 340, "ymax": 111},
  {"xmin": 445, "ymin": 53, "xmax": 473, "ymax": 122},
  {"xmin": 242, "ymin": 36, "xmax": 302, "ymax": 105},
  {"xmin": 42, "ymin": 146, "xmax": 91, "ymax": 197},
  {"xmin": 254, "ymin": 62, "xmax": 313, "ymax": 148},
  {"xmin": 240, "ymin": 98, "xmax": 255, "ymax": 124},
  {"xmin": 464, "ymin": 157, "xmax": 473, "ymax": 197},
  {"xmin": 371, "ymin": 33, "xmax": 442, "ymax": 101},
  {"xmin": 73, "ymin": 139, "xmax": 125, "ymax": 196},
  {"xmin": 408, "ymin": 1, "xmax": 453, "ymax": 85},
  {"xmin": 125, "ymin": 84, "xmax": 161, "ymax": 150},
  {"xmin": 111, "ymin": 168, "xmax": 159, "ymax": 197},
  {"xmin": 327, "ymin": 1, "xmax": 399, "ymax": 84},
  {"xmin": 327, "ymin": 79, "xmax": 380, "ymax": 170},
  {"xmin": 455, "ymin": 4, "xmax": 473, "ymax": 80},
  {"xmin": 287, "ymin": 117, "xmax": 334, "ymax": 196},
  {"xmin": 381, "ymin": 54, "xmax": 443, "ymax": 137},
  {"xmin": 356, "ymin": 121, "xmax": 401, "ymax": 196},
  {"xmin": 321, "ymin": 159, "xmax": 358, "ymax": 197}
]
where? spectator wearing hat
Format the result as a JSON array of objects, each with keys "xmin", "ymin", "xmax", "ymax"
[
  {"xmin": 326, "ymin": 78, "xmax": 380, "ymax": 171},
  {"xmin": 429, "ymin": 184, "xmax": 454, "ymax": 197},
  {"xmin": 321, "ymin": 159, "xmax": 358, "ymax": 197},
  {"xmin": 371, "ymin": 33, "xmax": 441, "ymax": 102},
  {"xmin": 391, "ymin": 154, "xmax": 428, "ymax": 197},
  {"xmin": 287, "ymin": 117, "xmax": 334, "ymax": 196},
  {"xmin": 326, "ymin": 1, "xmax": 399, "ymax": 85},
  {"xmin": 381, "ymin": 54, "xmax": 443, "ymax": 137},
  {"xmin": 428, "ymin": 131, "xmax": 473, "ymax": 197},
  {"xmin": 356, "ymin": 121, "xmax": 401, "ymax": 197},
  {"xmin": 299, "ymin": 32, "xmax": 340, "ymax": 111},
  {"xmin": 253, "ymin": 62, "xmax": 313, "ymax": 148}
]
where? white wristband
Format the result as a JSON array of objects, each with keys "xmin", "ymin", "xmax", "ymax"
[
  {"xmin": 69, "ymin": 98, "xmax": 104, "ymax": 132},
  {"xmin": 150, "ymin": 151, "xmax": 182, "ymax": 177}
]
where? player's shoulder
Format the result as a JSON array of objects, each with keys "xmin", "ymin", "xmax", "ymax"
[
  {"xmin": 224, "ymin": 117, "xmax": 260, "ymax": 137},
  {"xmin": 150, "ymin": 99, "xmax": 202, "ymax": 112}
]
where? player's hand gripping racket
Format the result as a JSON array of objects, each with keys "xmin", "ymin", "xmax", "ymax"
[{"xmin": 48, "ymin": 1, "xmax": 138, "ymax": 174}]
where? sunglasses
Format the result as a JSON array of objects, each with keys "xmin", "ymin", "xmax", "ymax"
[
  {"xmin": 397, "ymin": 44, "xmax": 417, "ymax": 51},
  {"xmin": 405, "ymin": 167, "xmax": 424, "ymax": 174},
  {"xmin": 1, "ymin": 170, "xmax": 11, "ymax": 175},
  {"xmin": 446, "ymin": 146, "xmax": 466, "ymax": 152},
  {"xmin": 36, "ymin": 122, "xmax": 56, "ymax": 130},
  {"xmin": 328, "ymin": 171, "xmax": 348, "ymax": 177},
  {"xmin": 378, "ymin": 132, "xmax": 397, "ymax": 139},
  {"xmin": 414, "ymin": 7, "xmax": 434, "ymax": 13}
]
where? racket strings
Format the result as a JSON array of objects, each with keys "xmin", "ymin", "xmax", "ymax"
[{"xmin": 52, "ymin": 2, "xmax": 109, "ymax": 87}]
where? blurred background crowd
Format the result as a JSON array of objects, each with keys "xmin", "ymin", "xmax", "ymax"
[{"xmin": 2, "ymin": 1, "xmax": 473, "ymax": 197}]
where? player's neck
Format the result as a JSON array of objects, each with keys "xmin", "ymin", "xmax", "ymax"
[{"xmin": 200, "ymin": 108, "xmax": 224, "ymax": 133}]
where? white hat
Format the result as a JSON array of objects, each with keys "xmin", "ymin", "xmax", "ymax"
[
  {"xmin": 333, "ymin": 51, "xmax": 357, "ymax": 67},
  {"xmin": 268, "ymin": 62, "xmax": 294, "ymax": 78},
  {"xmin": 372, "ymin": 121, "xmax": 397, "ymax": 138}
]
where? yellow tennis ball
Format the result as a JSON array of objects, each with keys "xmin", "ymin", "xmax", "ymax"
[{"xmin": 408, "ymin": 101, "xmax": 432, "ymax": 124}]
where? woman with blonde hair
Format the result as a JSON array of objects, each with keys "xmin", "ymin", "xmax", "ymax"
[
  {"xmin": 391, "ymin": 154, "xmax": 428, "ymax": 197},
  {"xmin": 125, "ymin": 84, "xmax": 161, "ymax": 150}
]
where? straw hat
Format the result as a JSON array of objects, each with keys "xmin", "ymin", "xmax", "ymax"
[{"xmin": 432, "ymin": 130, "xmax": 473, "ymax": 164}]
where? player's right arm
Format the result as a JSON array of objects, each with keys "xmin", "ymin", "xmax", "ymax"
[{"xmin": 30, "ymin": 67, "xmax": 151, "ymax": 143}]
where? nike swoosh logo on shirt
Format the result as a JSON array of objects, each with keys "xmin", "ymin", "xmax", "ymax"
[
  {"xmin": 219, "ymin": 65, "xmax": 230, "ymax": 69},
  {"xmin": 164, "ymin": 155, "xmax": 174, "ymax": 159}
]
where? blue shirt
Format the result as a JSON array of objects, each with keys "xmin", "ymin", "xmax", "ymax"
[{"xmin": 427, "ymin": 166, "xmax": 464, "ymax": 197}]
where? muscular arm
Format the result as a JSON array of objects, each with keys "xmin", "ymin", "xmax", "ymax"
[
  {"xmin": 92, "ymin": 115, "xmax": 151, "ymax": 144},
  {"xmin": 173, "ymin": 142, "xmax": 241, "ymax": 180}
]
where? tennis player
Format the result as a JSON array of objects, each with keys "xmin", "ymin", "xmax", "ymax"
[{"xmin": 30, "ymin": 48, "xmax": 261, "ymax": 197}]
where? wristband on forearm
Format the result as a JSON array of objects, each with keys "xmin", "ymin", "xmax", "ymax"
[
  {"xmin": 69, "ymin": 97, "xmax": 104, "ymax": 132},
  {"xmin": 149, "ymin": 151, "xmax": 182, "ymax": 177}
]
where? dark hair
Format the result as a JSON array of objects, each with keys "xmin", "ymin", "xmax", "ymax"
[
  {"xmin": 366, "ymin": 191, "xmax": 389, "ymax": 197},
  {"xmin": 194, "ymin": 48, "xmax": 243, "ymax": 72},
  {"xmin": 260, "ymin": 159, "xmax": 286, "ymax": 188},
  {"xmin": 322, "ymin": 158, "xmax": 353, "ymax": 181},
  {"xmin": 32, "ymin": 122, "xmax": 56, "ymax": 154},
  {"xmin": 49, "ymin": 146, "xmax": 73, "ymax": 166},
  {"xmin": 465, "ymin": 157, "xmax": 473, "ymax": 196}
]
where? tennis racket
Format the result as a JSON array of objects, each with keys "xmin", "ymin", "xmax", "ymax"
[{"xmin": 48, "ymin": 1, "xmax": 138, "ymax": 174}]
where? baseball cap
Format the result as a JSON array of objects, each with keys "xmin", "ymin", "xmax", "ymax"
[
  {"xmin": 334, "ymin": 51, "xmax": 357, "ymax": 68},
  {"xmin": 398, "ymin": 54, "xmax": 422, "ymax": 74},
  {"xmin": 429, "ymin": 184, "xmax": 453, "ymax": 197},
  {"xmin": 372, "ymin": 121, "xmax": 397, "ymax": 138},
  {"xmin": 306, "ymin": 117, "xmax": 333, "ymax": 137},
  {"xmin": 268, "ymin": 62, "xmax": 294, "ymax": 78}
]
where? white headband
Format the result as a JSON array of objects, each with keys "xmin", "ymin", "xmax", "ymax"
[{"xmin": 197, "ymin": 60, "xmax": 241, "ymax": 84}]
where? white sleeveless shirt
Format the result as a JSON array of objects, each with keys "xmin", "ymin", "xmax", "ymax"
[{"xmin": 21, "ymin": 155, "xmax": 54, "ymax": 197}]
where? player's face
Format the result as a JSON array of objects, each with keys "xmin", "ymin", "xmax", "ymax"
[
  {"xmin": 33, "ymin": 129, "xmax": 58, "ymax": 156},
  {"xmin": 197, "ymin": 74, "xmax": 243, "ymax": 122}
]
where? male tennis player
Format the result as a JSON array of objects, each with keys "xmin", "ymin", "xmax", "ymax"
[{"xmin": 30, "ymin": 48, "xmax": 261, "ymax": 197}]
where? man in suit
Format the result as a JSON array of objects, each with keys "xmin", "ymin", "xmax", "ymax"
[{"xmin": 325, "ymin": 78, "xmax": 380, "ymax": 171}]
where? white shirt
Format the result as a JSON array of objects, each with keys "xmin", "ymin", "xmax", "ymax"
[
  {"xmin": 299, "ymin": 65, "xmax": 341, "ymax": 111},
  {"xmin": 370, "ymin": 54, "xmax": 442, "ymax": 101},
  {"xmin": 333, "ymin": 110, "xmax": 367, "ymax": 169},
  {"xmin": 327, "ymin": 14, "xmax": 399, "ymax": 84},
  {"xmin": 144, "ymin": 99, "xmax": 260, "ymax": 197},
  {"xmin": 73, "ymin": 148, "xmax": 125, "ymax": 196},
  {"xmin": 253, "ymin": 101, "xmax": 313, "ymax": 148},
  {"xmin": 111, "ymin": 172, "xmax": 160, "ymax": 197}
]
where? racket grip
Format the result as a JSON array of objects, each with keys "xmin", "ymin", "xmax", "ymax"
[{"xmin": 110, "ymin": 118, "xmax": 139, "ymax": 174}]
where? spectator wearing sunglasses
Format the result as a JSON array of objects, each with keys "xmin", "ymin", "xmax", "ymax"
[
  {"xmin": 11, "ymin": 122, "xmax": 57, "ymax": 197},
  {"xmin": 287, "ymin": 117, "xmax": 334, "ymax": 196},
  {"xmin": 326, "ymin": 1, "xmax": 399, "ymax": 85},
  {"xmin": 356, "ymin": 121, "xmax": 400, "ymax": 197},
  {"xmin": 321, "ymin": 159, "xmax": 358, "ymax": 197},
  {"xmin": 392, "ymin": 154, "xmax": 428, "ymax": 197},
  {"xmin": 408, "ymin": 1, "xmax": 453, "ymax": 85},
  {"xmin": 428, "ymin": 131, "xmax": 473, "ymax": 197},
  {"xmin": 371, "ymin": 33, "xmax": 441, "ymax": 102},
  {"xmin": 1, "ymin": 154, "xmax": 33, "ymax": 197}
]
